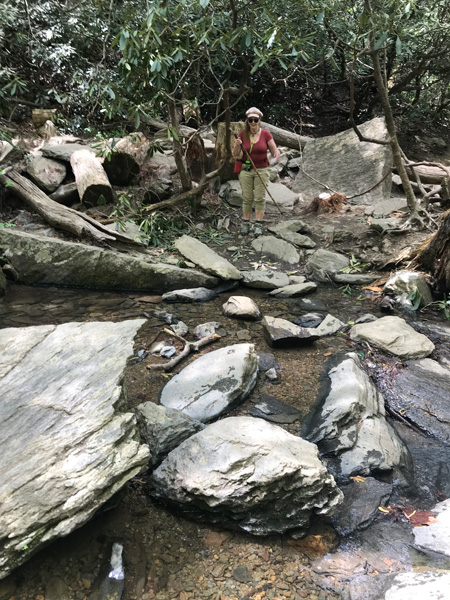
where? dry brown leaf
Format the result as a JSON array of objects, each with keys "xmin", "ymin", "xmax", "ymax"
[
  {"xmin": 362, "ymin": 286, "xmax": 383, "ymax": 293},
  {"xmin": 351, "ymin": 475, "xmax": 366, "ymax": 483},
  {"xmin": 383, "ymin": 557, "xmax": 394, "ymax": 566},
  {"xmin": 323, "ymin": 352, "xmax": 332, "ymax": 356}
]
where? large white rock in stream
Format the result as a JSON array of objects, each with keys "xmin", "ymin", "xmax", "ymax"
[
  {"xmin": 150, "ymin": 416, "xmax": 343, "ymax": 535},
  {"xmin": 159, "ymin": 344, "xmax": 258, "ymax": 422},
  {"xmin": 304, "ymin": 353, "xmax": 410, "ymax": 477},
  {"xmin": 0, "ymin": 320, "xmax": 150, "ymax": 579},
  {"xmin": 350, "ymin": 316, "xmax": 435, "ymax": 358},
  {"xmin": 413, "ymin": 499, "xmax": 450, "ymax": 558}
]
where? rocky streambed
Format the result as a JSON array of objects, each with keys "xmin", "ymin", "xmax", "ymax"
[{"xmin": 1, "ymin": 277, "xmax": 450, "ymax": 600}]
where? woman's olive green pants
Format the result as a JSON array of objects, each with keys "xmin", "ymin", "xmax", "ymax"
[{"xmin": 239, "ymin": 167, "xmax": 270, "ymax": 213}]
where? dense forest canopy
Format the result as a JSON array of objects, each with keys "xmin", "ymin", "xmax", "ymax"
[{"xmin": 1, "ymin": 0, "xmax": 449, "ymax": 134}]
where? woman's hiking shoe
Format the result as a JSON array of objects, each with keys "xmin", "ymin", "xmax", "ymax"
[
  {"xmin": 240, "ymin": 221, "xmax": 251, "ymax": 235},
  {"xmin": 253, "ymin": 222, "xmax": 263, "ymax": 237}
]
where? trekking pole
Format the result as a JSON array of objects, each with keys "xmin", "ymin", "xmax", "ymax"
[{"xmin": 234, "ymin": 134, "xmax": 283, "ymax": 215}]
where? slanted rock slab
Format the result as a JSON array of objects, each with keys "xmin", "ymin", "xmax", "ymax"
[
  {"xmin": 306, "ymin": 249, "xmax": 349, "ymax": 282},
  {"xmin": 350, "ymin": 316, "xmax": 435, "ymax": 358},
  {"xmin": 222, "ymin": 296, "xmax": 261, "ymax": 320},
  {"xmin": 162, "ymin": 287, "xmax": 217, "ymax": 303},
  {"xmin": 0, "ymin": 229, "xmax": 218, "ymax": 292},
  {"xmin": 304, "ymin": 353, "xmax": 410, "ymax": 477},
  {"xmin": 263, "ymin": 316, "xmax": 319, "ymax": 348},
  {"xmin": 291, "ymin": 117, "xmax": 392, "ymax": 205},
  {"xmin": 242, "ymin": 270, "xmax": 290, "ymax": 290},
  {"xmin": 381, "ymin": 358, "xmax": 450, "ymax": 445},
  {"xmin": 413, "ymin": 499, "xmax": 450, "ymax": 558},
  {"xmin": 0, "ymin": 320, "xmax": 149, "ymax": 579},
  {"xmin": 269, "ymin": 282, "xmax": 317, "ymax": 298},
  {"xmin": 136, "ymin": 402, "xmax": 205, "ymax": 469},
  {"xmin": 159, "ymin": 344, "xmax": 258, "ymax": 422},
  {"xmin": 150, "ymin": 416, "xmax": 343, "ymax": 535},
  {"xmin": 252, "ymin": 236, "xmax": 300, "ymax": 265},
  {"xmin": 174, "ymin": 235, "xmax": 242, "ymax": 280},
  {"xmin": 382, "ymin": 572, "xmax": 450, "ymax": 600},
  {"xmin": 315, "ymin": 314, "xmax": 346, "ymax": 337},
  {"xmin": 26, "ymin": 155, "xmax": 67, "ymax": 193}
]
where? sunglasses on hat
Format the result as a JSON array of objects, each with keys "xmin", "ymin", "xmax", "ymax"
[{"xmin": 248, "ymin": 117, "xmax": 260, "ymax": 123}]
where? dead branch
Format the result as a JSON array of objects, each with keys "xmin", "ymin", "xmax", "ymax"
[{"xmin": 148, "ymin": 328, "xmax": 221, "ymax": 371}]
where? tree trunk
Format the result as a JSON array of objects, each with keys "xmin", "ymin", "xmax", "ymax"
[
  {"xmin": 0, "ymin": 170, "xmax": 139, "ymax": 245},
  {"xmin": 403, "ymin": 164, "xmax": 450, "ymax": 184},
  {"xmin": 260, "ymin": 122, "xmax": 313, "ymax": 150},
  {"xmin": 70, "ymin": 149, "xmax": 114, "ymax": 207},
  {"xmin": 365, "ymin": 0, "xmax": 420, "ymax": 223},
  {"xmin": 416, "ymin": 209, "xmax": 450, "ymax": 293},
  {"xmin": 103, "ymin": 133, "xmax": 152, "ymax": 185},
  {"xmin": 168, "ymin": 98, "xmax": 192, "ymax": 193}
]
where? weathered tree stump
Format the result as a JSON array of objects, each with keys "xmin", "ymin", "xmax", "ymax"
[
  {"xmin": 216, "ymin": 122, "xmax": 244, "ymax": 182},
  {"xmin": 103, "ymin": 133, "xmax": 152, "ymax": 185},
  {"xmin": 416, "ymin": 209, "xmax": 450, "ymax": 293},
  {"xmin": 70, "ymin": 149, "xmax": 113, "ymax": 206}
]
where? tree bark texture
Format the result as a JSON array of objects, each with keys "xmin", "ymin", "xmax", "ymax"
[
  {"xmin": 103, "ymin": 133, "xmax": 152, "ymax": 185},
  {"xmin": 0, "ymin": 170, "xmax": 139, "ymax": 245},
  {"xmin": 260, "ymin": 122, "xmax": 313, "ymax": 150},
  {"xmin": 417, "ymin": 209, "xmax": 450, "ymax": 293},
  {"xmin": 70, "ymin": 149, "xmax": 114, "ymax": 207}
]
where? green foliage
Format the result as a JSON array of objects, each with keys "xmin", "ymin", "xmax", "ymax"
[
  {"xmin": 339, "ymin": 284, "xmax": 354, "ymax": 298},
  {"xmin": 340, "ymin": 254, "xmax": 369, "ymax": 274},
  {"xmin": 406, "ymin": 289, "xmax": 422, "ymax": 311},
  {"xmin": 426, "ymin": 294, "xmax": 450, "ymax": 320},
  {"xmin": 139, "ymin": 212, "xmax": 186, "ymax": 246}
]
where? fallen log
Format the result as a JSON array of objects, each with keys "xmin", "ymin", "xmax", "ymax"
[
  {"xmin": 103, "ymin": 133, "xmax": 152, "ymax": 185},
  {"xmin": 70, "ymin": 149, "xmax": 114, "ymax": 206},
  {"xmin": 0, "ymin": 170, "xmax": 140, "ymax": 245},
  {"xmin": 260, "ymin": 122, "xmax": 313, "ymax": 150},
  {"xmin": 403, "ymin": 163, "xmax": 450, "ymax": 184}
]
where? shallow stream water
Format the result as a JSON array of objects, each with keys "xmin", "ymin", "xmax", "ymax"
[{"xmin": 1, "ymin": 282, "xmax": 449, "ymax": 600}]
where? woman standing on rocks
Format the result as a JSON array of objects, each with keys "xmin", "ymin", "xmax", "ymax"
[{"xmin": 233, "ymin": 107, "xmax": 280, "ymax": 236}]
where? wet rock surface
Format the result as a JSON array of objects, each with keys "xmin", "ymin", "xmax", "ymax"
[
  {"xmin": 159, "ymin": 344, "xmax": 258, "ymax": 422},
  {"xmin": 150, "ymin": 416, "xmax": 344, "ymax": 536},
  {"xmin": 0, "ymin": 319, "xmax": 149, "ymax": 579},
  {"xmin": 304, "ymin": 353, "xmax": 411, "ymax": 478},
  {"xmin": 350, "ymin": 316, "xmax": 435, "ymax": 358}
]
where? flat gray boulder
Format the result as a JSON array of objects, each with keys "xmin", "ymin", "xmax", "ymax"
[
  {"xmin": 269, "ymin": 281, "xmax": 317, "ymax": 298},
  {"xmin": 275, "ymin": 230, "xmax": 316, "ymax": 248},
  {"xmin": 26, "ymin": 155, "xmax": 67, "ymax": 193},
  {"xmin": 382, "ymin": 358, "xmax": 450, "ymax": 444},
  {"xmin": 291, "ymin": 117, "xmax": 392, "ymax": 205},
  {"xmin": 136, "ymin": 402, "xmax": 204, "ymax": 469},
  {"xmin": 242, "ymin": 270, "xmax": 290, "ymax": 290},
  {"xmin": 0, "ymin": 229, "xmax": 218, "ymax": 292},
  {"xmin": 413, "ymin": 499, "xmax": 450, "ymax": 558},
  {"xmin": 192, "ymin": 321, "xmax": 224, "ymax": 339},
  {"xmin": 150, "ymin": 416, "xmax": 343, "ymax": 535},
  {"xmin": 159, "ymin": 344, "xmax": 258, "ymax": 422},
  {"xmin": 0, "ymin": 320, "xmax": 149, "ymax": 579},
  {"xmin": 252, "ymin": 236, "xmax": 300, "ymax": 265},
  {"xmin": 306, "ymin": 249, "xmax": 349, "ymax": 282},
  {"xmin": 333, "ymin": 273, "xmax": 379, "ymax": 285},
  {"xmin": 42, "ymin": 143, "xmax": 94, "ymax": 162},
  {"xmin": 315, "ymin": 314, "xmax": 346, "ymax": 336},
  {"xmin": 263, "ymin": 316, "xmax": 319, "ymax": 348},
  {"xmin": 364, "ymin": 197, "xmax": 408, "ymax": 218},
  {"xmin": 222, "ymin": 296, "xmax": 261, "ymax": 320},
  {"xmin": 174, "ymin": 235, "xmax": 242, "ymax": 280},
  {"xmin": 304, "ymin": 353, "xmax": 410, "ymax": 477},
  {"xmin": 382, "ymin": 572, "xmax": 450, "ymax": 600},
  {"xmin": 350, "ymin": 316, "xmax": 435, "ymax": 358},
  {"xmin": 267, "ymin": 219, "xmax": 310, "ymax": 235}
]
